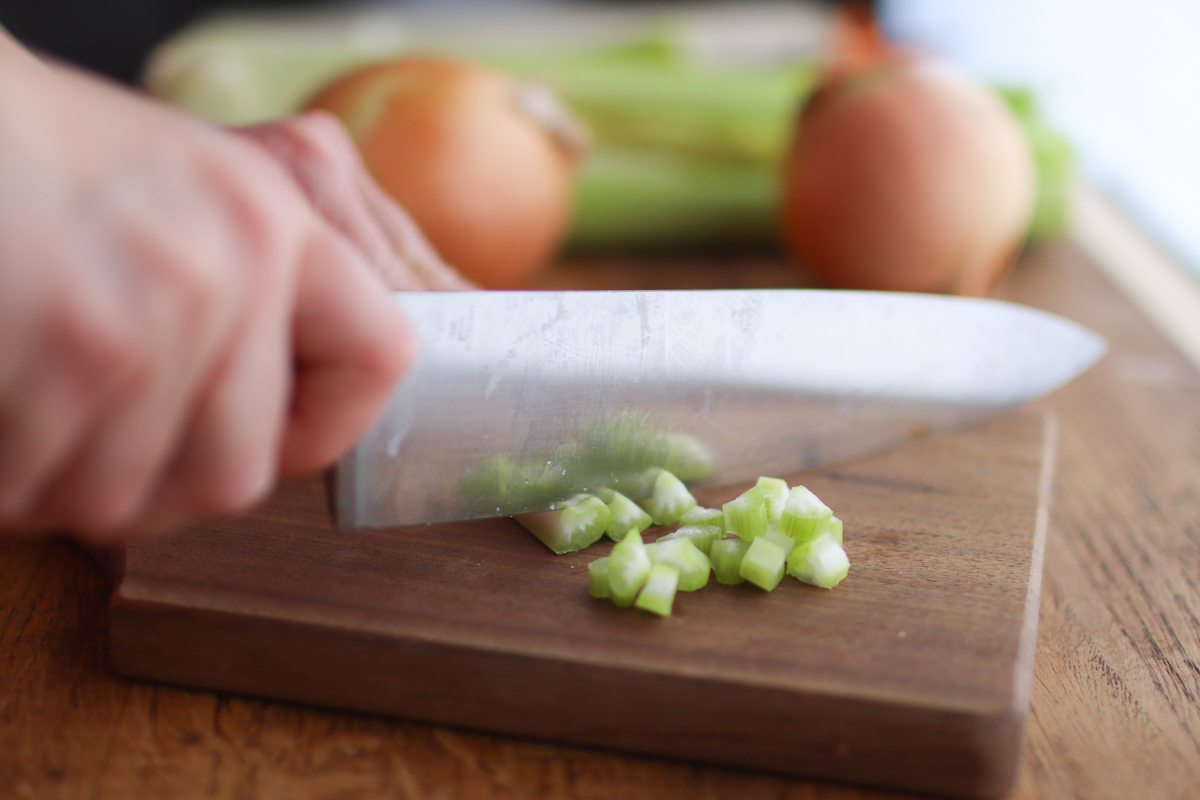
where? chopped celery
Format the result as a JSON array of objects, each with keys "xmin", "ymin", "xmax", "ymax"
[
  {"xmin": 595, "ymin": 488, "xmax": 653, "ymax": 541},
  {"xmin": 588, "ymin": 557, "xmax": 611, "ymax": 598},
  {"xmin": 656, "ymin": 524, "xmax": 723, "ymax": 556},
  {"xmin": 679, "ymin": 505, "xmax": 725, "ymax": 532},
  {"xmin": 739, "ymin": 536, "xmax": 786, "ymax": 591},
  {"xmin": 762, "ymin": 527, "xmax": 796, "ymax": 559},
  {"xmin": 646, "ymin": 538, "xmax": 710, "ymax": 591},
  {"xmin": 831, "ymin": 515, "xmax": 843, "ymax": 546},
  {"xmin": 637, "ymin": 468, "xmax": 697, "ymax": 526},
  {"xmin": 723, "ymin": 486, "xmax": 769, "ymax": 541},
  {"xmin": 635, "ymin": 564, "xmax": 679, "ymax": 616},
  {"xmin": 779, "ymin": 486, "xmax": 832, "ymax": 545},
  {"xmin": 755, "ymin": 477, "xmax": 789, "ymax": 522},
  {"xmin": 608, "ymin": 530, "xmax": 653, "ymax": 607},
  {"xmin": 709, "ymin": 538, "xmax": 750, "ymax": 585},
  {"xmin": 661, "ymin": 433, "xmax": 716, "ymax": 482},
  {"xmin": 787, "ymin": 532, "xmax": 850, "ymax": 589},
  {"xmin": 515, "ymin": 493, "xmax": 611, "ymax": 554}
]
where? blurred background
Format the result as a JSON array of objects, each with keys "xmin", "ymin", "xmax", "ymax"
[{"xmin": 2, "ymin": 0, "xmax": 1197, "ymax": 285}]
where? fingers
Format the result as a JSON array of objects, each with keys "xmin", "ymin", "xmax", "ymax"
[
  {"xmin": 279, "ymin": 225, "xmax": 417, "ymax": 475},
  {"xmin": 0, "ymin": 255, "xmax": 138, "ymax": 526},
  {"xmin": 240, "ymin": 111, "xmax": 474, "ymax": 291},
  {"xmin": 357, "ymin": 171, "xmax": 477, "ymax": 291},
  {"xmin": 26, "ymin": 203, "xmax": 250, "ymax": 535}
]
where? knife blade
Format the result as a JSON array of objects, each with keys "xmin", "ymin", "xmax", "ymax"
[{"xmin": 336, "ymin": 290, "xmax": 1104, "ymax": 528}]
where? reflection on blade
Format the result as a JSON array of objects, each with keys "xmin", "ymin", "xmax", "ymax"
[{"xmin": 337, "ymin": 290, "xmax": 1105, "ymax": 528}]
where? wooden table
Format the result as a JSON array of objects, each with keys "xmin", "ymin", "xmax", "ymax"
[{"xmin": 4, "ymin": 227, "xmax": 1200, "ymax": 798}]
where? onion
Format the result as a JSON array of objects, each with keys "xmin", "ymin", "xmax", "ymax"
[
  {"xmin": 780, "ymin": 12, "xmax": 1036, "ymax": 296},
  {"xmin": 308, "ymin": 58, "xmax": 587, "ymax": 288}
]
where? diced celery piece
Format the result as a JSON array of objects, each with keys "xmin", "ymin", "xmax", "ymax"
[
  {"xmin": 637, "ymin": 469, "xmax": 697, "ymax": 525},
  {"xmin": 588, "ymin": 557, "xmax": 611, "ymax": 598},
  {"xmin": 762, "ymin": 527, "xmax": 796, "ymax": 559},
  {"xmin": 656, "ymin": 524, "xmax": 722, "ymax": 556},
  {"xmin": 646, "ymin": 537, "xmax": 710, "ymax": 591},
  {"xmin": 787, "ymin": 532, "xmax": 850, "ymax": 589},
  {"xmin": 662, "ymin": 433, "xmax": 714, "ymax": 482},
  {"xmin": 679, "ymin": 505, "xmax": 725, "ymax": 532},
  {"xmin": 709, "ymin": 538, "xmax": 750, "ymax": 585},
  {"xmin": 596, "ymin": 488, "xmax": 653, "ymax": 541},
  {"xmin": 515, "ymin": 493, "xmax": 611, "ymax": 554},
  {"xmin": 723, "ymin": 486, "xmax": 768, "ymax": 540},
  {"xmin": 779, "ymin": 486, "xmax": 832, "ymax": 545},
  {"xmin": 635, "ymin": 564, "xmax": 679, "ymax": 616},
  {"xmin": 755, "ymin": 477, "xmax": 789, "ymax": 522},
  {"xmin": 831, "ymin": 515, "xmax": 843, "ymax": 545},
  {"xmin": 739, "ymin": 536, "xmax": 786, "ymax": 591},
  {"xmin": 608, "ymin": 530, "xmax": 653, "ymax": 606}
]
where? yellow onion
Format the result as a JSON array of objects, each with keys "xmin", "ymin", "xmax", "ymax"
[
  {"xmin": 781, "ymin": 34, "xmax": 1036, "ymax": 295},
  {"xmin": 308, "ymin": 57, "xmax": 587, "ymax": 288}
]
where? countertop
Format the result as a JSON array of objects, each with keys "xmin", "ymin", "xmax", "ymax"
[{"xmin": 3, "ymin": 200, "xmax": 1200, "ymax": 799}]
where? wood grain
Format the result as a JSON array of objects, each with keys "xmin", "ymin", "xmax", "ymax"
[
  {"xmin": 2, "ymin": 239, "xmax": 1200, "ymax": 799},
  {"xmin": 106, "ymin": 410, "xmax": 1050, "ymax": 798}
]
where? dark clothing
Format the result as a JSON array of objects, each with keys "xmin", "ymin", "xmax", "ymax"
[{"xmin": 0, "ymin": 0, "xmax": 299, "ymax": 83}]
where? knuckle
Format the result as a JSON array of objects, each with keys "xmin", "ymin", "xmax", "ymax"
[{"xmin": 48, "ymin": 298, "xmax": 141, "ymax": 393}]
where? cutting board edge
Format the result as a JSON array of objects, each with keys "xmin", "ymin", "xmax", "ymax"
[{"xmin": 109, "ymin": 593, "xmax": 1027, "ymax": 798}]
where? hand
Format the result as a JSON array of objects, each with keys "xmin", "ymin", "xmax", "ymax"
[
  {"xmin": 0, "ymin": 42, "xmax": 417, "ymax": 541},
  {"xmin": 236, "ymin": 112, "xmax": 476, "ymax": 292}
]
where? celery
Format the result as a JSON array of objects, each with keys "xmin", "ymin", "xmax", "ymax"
[
  {"xmin": 645, "ymin": 538, "xmax": 710, "ymax": 591},
  {"xmin": 779, "ymin": 486, "xmax": 832, "ymax": 545},
  {"xmin": 588, "ymin": 557, "xmax": 611, "ymax": 599},
  {"xmin": 515, "ymin": 494, "xmax": 611, "ymax": 554},
  {"xmin": 637, "ymin": 469, "xmax": 697, "ymax": 526},
  {"xmin": 786, "ymin": 532, "xmax": 849, "ymax": 589},
  {"xmin": 831, "ymin": 515, "xmax": 843, "ymax": 546},
  {"xmin": 595, "ymin": 488, "xmax": 653, "ymax": 541},
  {"xmin": 723, "ymin": 486, "xmax": 769, "ymax": 541},
  {"xmin": 655, "ymin": 524, "xmax": 723, "ymax": 556},
  {"xmin": 635, "ymin": 564, "xmax": 679, "ymax": 616},
  {"xmin": 569, "ymin": 147, "xmax": 778, "ymax": 250},
  {"xmin": 762, "ymin": 527, "xmax": 796, "ymax": 559},
  {"xmin": 679, "ymin": 505, "xmax": 725, "ymax": 532},
  {"xmin": 739, "ymin": 536, "xmax": 786, "ymax": 591},
  {"xmin": 755, "ymin": 477, "xmax": 789, "ymax": 523},
  {"xmin": 608, "ymin": 530, "xmax": 653, "ymax": 607},
  {"xmin": 709, "ymin": 538, "xmax": 751, "ymax": 585}
]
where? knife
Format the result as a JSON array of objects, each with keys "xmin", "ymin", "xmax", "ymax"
[{"xmin": 336, "ymin": 290, "xmax": 1104, "ymax": 529}]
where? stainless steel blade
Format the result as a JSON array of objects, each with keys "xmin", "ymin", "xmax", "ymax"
[{"xmin": 337, "ymin": 290, "xmax": 1104, "ymax": 528}]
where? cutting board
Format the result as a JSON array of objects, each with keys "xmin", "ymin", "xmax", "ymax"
[{"xmin": 107, "ymin": 409, "xmax": 1053, "ymax": 798}]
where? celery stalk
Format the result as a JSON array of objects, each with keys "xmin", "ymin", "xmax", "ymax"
[
  {"xmin": 646, "ymin": 538, "xmax": 710, "ymax": 591},
  {"xmin": 779, "ymin": 486, "xmax": 832, "ymax": 545},
  {"xmin": 739, "ymin": 536, "xmax": 786, "ymax": 591},
  {"xmin": 655, "ymin": 524, "xmax": 723, "ymax": 556},
  {"xmin": 637, "ymin": 469, "xmax": 697, "ymax": 526},
  {"xmin": 588, "ymin": 557, "xmax": 611, "ymax": 598},
  {"xmin": 608, "ymin": 530, "xmax": 653, "ymax": 607},
  {"xmin": 709, "ymin": 538, "xmax": 750, "ymax": 585},
  {"xmin": 595, "ymin": 488, "xmax": 653, "ymax": 541},
  {"xmin": 723, "ymin": 486, "xmax": 769, "ymax": 541},
  {"xmin": 755, "ymin": 477, "xmax": 789, "ymax": 523},
  {"xmin": 830, "ymin": 515, "xmax": 843, "ymax": 545},
  {"xmin": 786, "ymin": 532, "xmax": 849, "ymax": 589},
  {"xmin": 515, "ymin": 493, "xmax": 611, "ymax": 554},
  {"xmin": 635, "ymin": 564, "xmax": 679, "ymax": 616},
  {"xmin": 569, "ymin": 147, "xmax": 778, "ymax": 249}
]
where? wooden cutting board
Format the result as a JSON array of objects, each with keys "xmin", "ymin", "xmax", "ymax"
[{"xmin": 108, "ymin": 409, "xmax": 1053, "ymax": 798}]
